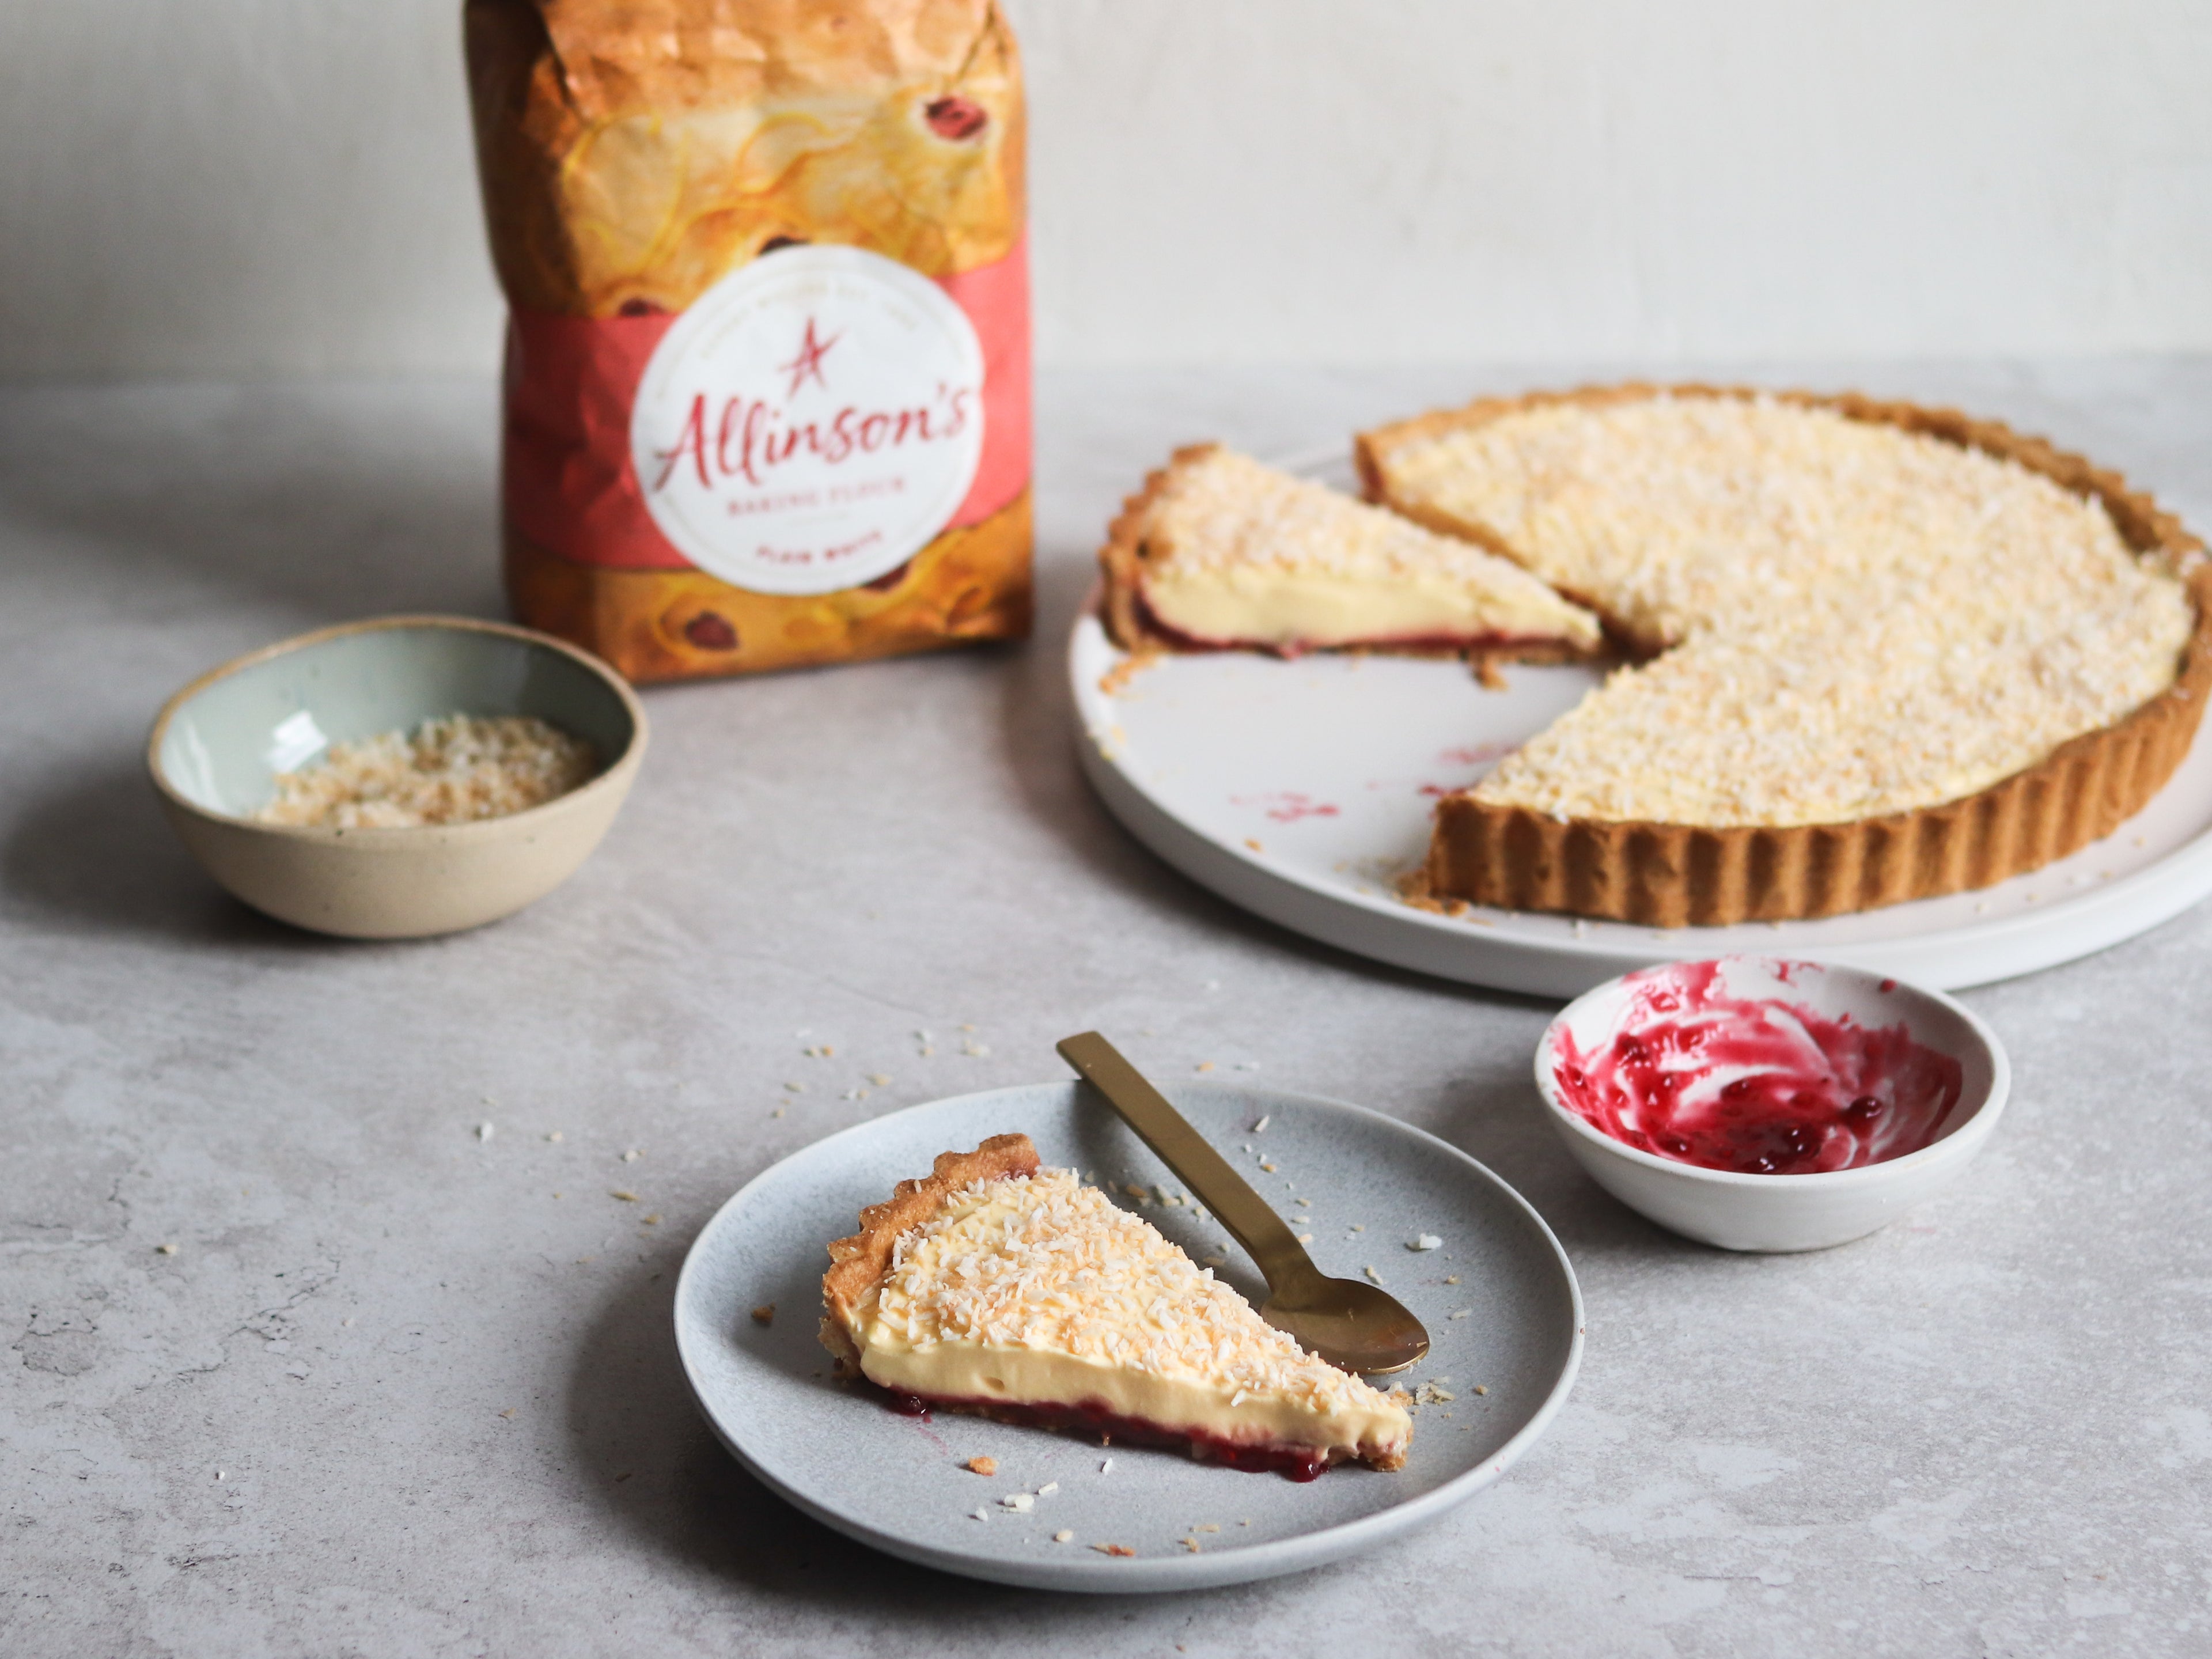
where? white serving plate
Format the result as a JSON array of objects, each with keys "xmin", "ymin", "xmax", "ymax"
[
  {"xmin": 674, "ymin": 1081, "xmax": 1582, "ymax": 1593},
  {"xmin": 1069, "ymin": 454, "xmax": 2212, "ymax": 999}
]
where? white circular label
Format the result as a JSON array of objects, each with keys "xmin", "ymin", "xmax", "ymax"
[{"xmin": 628, "ymin": 245, "xmax": 986, "ymax": 596}]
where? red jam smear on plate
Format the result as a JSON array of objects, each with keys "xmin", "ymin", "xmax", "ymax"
[{"xmin": 1553, "ymin": 961, "xmax": 1963, "ymax": 1175}]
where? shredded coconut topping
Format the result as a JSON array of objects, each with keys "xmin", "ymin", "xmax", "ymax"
[
  {"xmin": 867, "ymin": 1168, "xmax": 1397, "ymax": 1418},
  {"xmin": 256, "ymin": 714, "xmax": 597, "ymax": 829},
  {"xmin": 1378, "ymin": 395, "xmax": 2195, "ymax": 827}
]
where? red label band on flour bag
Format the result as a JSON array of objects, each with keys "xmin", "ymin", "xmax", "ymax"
[{"xmin": 466, "ymin": 0, "xmax": 1032, "ymax": 682}]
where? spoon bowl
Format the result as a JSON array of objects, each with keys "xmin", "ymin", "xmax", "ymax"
[{"xmin": 1260, "ymin": 1272, "xmax": 1433, "ymax": 1376}]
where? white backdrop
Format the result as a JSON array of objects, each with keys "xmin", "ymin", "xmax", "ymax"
[{"xmin": 3, "ymin": 0, "xmax": 2207, "ymax": 378}]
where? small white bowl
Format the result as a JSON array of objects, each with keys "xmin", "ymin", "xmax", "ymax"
[{"xmin": 1534, "ymin": 957, "xmax": 2009, "ymax": 1252}]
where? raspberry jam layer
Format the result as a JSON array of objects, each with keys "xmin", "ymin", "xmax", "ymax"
[
  {"xmin": 880, "ymin": 1387, "xmax": 1334, "ymax": 1481},
  {"xmin": 1552, "ymin": 961, "xmax": 1964, "ymax": 1175},
  {"xmin": 1133, "ymin": 590, "xmax": 1554, "ymax": 660}
]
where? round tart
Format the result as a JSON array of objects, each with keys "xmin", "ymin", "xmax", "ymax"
[
  {"xmin": 1357, "ymin": 385, "xmax": 2212, "ymax": 925},
  {"xmin": 819, "ymin": 1134, "xmax": 1412, "ymax": 1478}
]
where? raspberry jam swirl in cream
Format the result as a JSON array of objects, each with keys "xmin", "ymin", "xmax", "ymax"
[{"xmin": 1552, "ymin": 962, "xmax": 1963, "ymax": 1175}]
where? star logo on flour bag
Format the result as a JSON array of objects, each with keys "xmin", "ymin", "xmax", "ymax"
[{"xmin": 780, "ymin": 316, "xmax": 842, "ymax": 398}]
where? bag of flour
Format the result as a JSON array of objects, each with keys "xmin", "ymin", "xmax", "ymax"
[{"xmin": 465, "ymin": 0, "xmax": 1031, "ymax": 681}]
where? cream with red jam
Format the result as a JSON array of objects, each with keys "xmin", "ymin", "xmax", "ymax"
[
  {"xmin": 819, "ymin": 1134, "xmax": 1411, "ymax": 1479},
  {"xmin": 1100, "ymin": 445, "xmax": 1603, "ymax": 660},
  {"xmin": 1551, "ymin": 961, "xmax": 1964, "ymax": 1175}
]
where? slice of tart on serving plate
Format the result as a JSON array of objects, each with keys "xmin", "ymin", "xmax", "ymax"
[
  {"xmin": 1099, "ymin": 443, "xmax": 1604, "ymax": 665},
  {"xmin": 819, "ymin": 1134, "xmax": 1411, "ymax": 1479}
]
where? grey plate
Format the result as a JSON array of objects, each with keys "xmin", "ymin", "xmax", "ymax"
[{"xmin": 673, "ymin": 1081, "xmax": 1584, "ymax": 1593}]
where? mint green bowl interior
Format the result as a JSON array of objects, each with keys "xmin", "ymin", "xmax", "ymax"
[{"xmin": 157, "ymin": 623, "xmax": 639, "ymax": 819}]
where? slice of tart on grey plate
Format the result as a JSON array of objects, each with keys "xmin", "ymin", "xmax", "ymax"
[
  {"xmin": 1098, "ymin": 444, "xmax": 1604, "ymax": 667},
  {"xmin": 819, "ymin": 1134, "xmax": 1412, "ymax": 1479}
]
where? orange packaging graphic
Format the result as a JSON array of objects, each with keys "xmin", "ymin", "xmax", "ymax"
[{"xmin": 464, "ymin": 0, "xmax": 1032, "ymax": 682}]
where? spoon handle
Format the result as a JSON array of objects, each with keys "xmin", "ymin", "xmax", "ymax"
[{"xmin": 1056, "ymin": 1032, "xmax": 1316, "ymax": 1293}]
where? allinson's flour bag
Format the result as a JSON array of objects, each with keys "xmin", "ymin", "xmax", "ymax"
[{"xmin": 464, "ymin": 0, "xmax": 1031, "ymax": 681}]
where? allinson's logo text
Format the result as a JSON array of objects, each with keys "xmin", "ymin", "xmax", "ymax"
[
  {"xmin": 649, "ymin": 313, "xmax": 975, "ymax": 497},
  {"xmin": 628, "ymin": 245, "xmax": 987, "ymax": 596}
]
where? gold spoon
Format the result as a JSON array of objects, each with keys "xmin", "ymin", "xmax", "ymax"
[{"xmin": 1057, "ymin": 1031, "xmax": 1431, "ymax": 1376}]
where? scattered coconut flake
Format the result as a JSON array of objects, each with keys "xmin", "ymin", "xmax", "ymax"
[
  {"xmin": 1000, "ymin": 1493, "xmax": 1035, "ymax": 1513},
  {"xmin": 1253, "ymin": 1115, "xmax": 1271, "ymax": 1132},
  {"xmin": 1408, "ymin": 1233, "xmax": 1442, "ymax": 1252},
  {"xmin": 476, "ymin": 1122, "xmax": 495, "ymax": 1142},
  {"xmin": 1053, "ymin": 1529, "xmax": 1075, "ymax": 1543}
]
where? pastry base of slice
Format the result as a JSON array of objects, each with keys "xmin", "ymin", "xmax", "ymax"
[
  {"xmin": 881, "ymin": 1389, "xmax": 1351, "ymax": 1480},
  {"xmin": 820, "ymin": 1136, "xmax": 1411, "ymax": 1478},
  {"xmin": 1359, "ymin": 387, "xmax": 2212, "ymax": 925},
  {"xmin": 1099, "ymin": 443, "xmax": 1604, "ymax": 666}
]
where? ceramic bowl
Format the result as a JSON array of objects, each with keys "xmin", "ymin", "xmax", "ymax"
[
  {"xmin": 147, "ymin": 615, "xmax": 646, "ymax": 939},
  {"xmin": 1533, "ymin": 957, "xmax": 2009, "ymax": 1252}
]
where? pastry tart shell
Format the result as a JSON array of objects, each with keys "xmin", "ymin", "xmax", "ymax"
[{"xmin": 1358, "ymin": 385, "xmax": 2212, "ymax": 926}]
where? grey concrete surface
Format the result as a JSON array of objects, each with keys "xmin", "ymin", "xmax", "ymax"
[{"xmin": 3, "ymin": 365, "xmax": 2209, "ymax": 1657}]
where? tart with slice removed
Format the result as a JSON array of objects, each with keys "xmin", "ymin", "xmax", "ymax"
[
  {"xmin": 1100, "ymin": 444, "xmax": 1603, "ymax": 662},
  {"xmin": 819, "ymin": 1134, "xmax": 1411, "ymax": 1478},
  {"xmin": 1356, "ymin": 386, "xmax": 2212, "ymax": 925}
]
